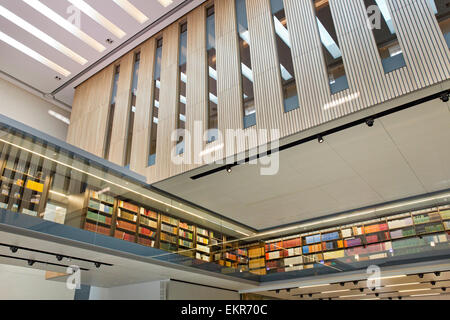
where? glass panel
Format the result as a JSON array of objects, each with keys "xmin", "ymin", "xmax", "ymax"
[
  {"xmin": 206, "ymin": 6, "xmax": 218, "ymax": 143},
  {"xmin": 124, "ymin": 52, "xmax": 140, "ymax": 167},
  {"xmin": 428, "ymin": 0, "xmax": 450, "ymax": 48},
  {"xmin": 104, "ymin": 65, "xmax": 120, "ymax": 160},
  {"xmin": 313, "ymin": 0, "xmax": 349, "ymax": 94},
  {"xmin": 235, "ymin": 0, "xmax": 255, "ymax": 128},
  {"xmin": 270, "ymin": 0, "xmax": 299, "ymax": 112},
  {"xmin": 363, "ymin": 0, "xmax": 407, "ymax": 73},
  {"xmin": 148, "ymin": 39, "xmax": 163, "ymax": 167},
  {"xmin": 176, "ymin": 23, "xmax": 188, "ymax": 155}
]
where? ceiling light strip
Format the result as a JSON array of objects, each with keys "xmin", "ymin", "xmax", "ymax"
[
  {"xmin": 113, "ymin": 0, "xmax": 149, "ymax": 23},
  {"xmin": 22, "ymin": 0, "xmax": 106, "ymax": 52},
  {"xmin": 0, "ymin": 31, "xmax": 70, "ymax": 77},
  {"xmin": 67, "ymin": 0, "xmax": 126, "ymax": 39},
  {"xmin": 0, "ymin": 5, "xmax": 87, "ymax": 65},
  {"xmin": 0, "ymin": 137, "xmax": 251, "ymax": 237}
]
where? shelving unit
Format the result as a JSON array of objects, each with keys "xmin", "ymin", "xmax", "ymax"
[
  {"xmin": 195, "ymin": 227, "xmax": 211, "ymax": 262},
  {"xmin": 248, "ymin": 243, "xmax": 266, "ymax": 275},
  {"xmin": 178, "ymin": 220, "xmax": 194, "ymax": 257},
  {"xmin": 114, "ymin": 200, "xmax": 139, "ymax": 243},
  {"xmin": 137, "ymin": 207, "xmax": 158, "ymax": 247},
  {"xmin": 159, "ymin": 214, "xmax": 179, "ymax": 252}
]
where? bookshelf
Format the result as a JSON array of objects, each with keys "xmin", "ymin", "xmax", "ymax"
[
  {"xmin": 138, "ymin": 207, "xmax": 158, "ymax": 247},
  {"xmin": 114, "ymin": 200, "xmax": 139, "ymax": 243},
  {"xmin": 160, "ymin": 214, "xmax": 179, "ymax": 252},
  {"xmin": 178, "ymin": 220, "xmax": 194, "ymax": 257},
  {"xmin": 248, "ymin": 243, "xmax": 266, "ymax": 275},
  {"xmin": 83, "ymin": 190, "xmax": 114, "ymax": 236},
  {"xmin": 0, "ymin": 155, "xmax": 47, "ymax": 217},
  {"xmin": 195, "ymin": 226, "xmax": 211, "ymax": 262}
]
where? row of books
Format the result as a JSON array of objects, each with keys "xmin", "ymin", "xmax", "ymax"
[
  {"xmin": 179, "ymin": 229, "xmax": 193, "ymax": 240},
  {"xmin": 179, "ymin": 239, "xmax": 193, "ymax": 248},
  {"xmin": 88, "ymin": 199, "xmax": 113, "ymax": 214},
  {"xmin": 116, "ymin": 220, "xmax": 136, "ymax": 232},
  {"xmin": 196, "ymin": 235, "xmax": 209, "ymax": 244},
  {"xmin": 139, "ymin": 216, "xmax": 158, "ymax": 229},
  {"xmin": 249, "ymin": 247, "xmax": 265, "ymax": 258},
  {"xmin": 161, "ymin": 223, "xmax": 177, "ymax": 234},
  {"xmin": 118, "ymin": 200, "xmax": 139, "ymax": 213},
  {"xmin": 115, "ymin": 230, "xmax": 135, "ymax": 242},
  {"xmin": 161, "ymin": 233, "xmax": 177, "ymax": 244},
  {"xmin": 179, "ymin": 221, "xmax": 194, "ymax": 231},
  {"xmin": 85, "ymin": 222, "xmax": 110, "ymax": 236},
  {"xmin": 117, "ymin": 208, "xmax": 137, "ymax": 222},
  {"xmin": 161, "ymin": 215, "xmax": 178, "ymax": 226},
  {"xmin": 86, "ymin": 211, "xmax": 111, "ymax": 225},
  {"xmin": 89, "ymin": 191, "xmax": 114, "ymax": 204},
  {"xmin": 141, "ymin": 207, "xmax": 158, "ymax": 220},
  {"xmin": 139, "ymin": 227, "xmax": 156, "ymax": 237}
]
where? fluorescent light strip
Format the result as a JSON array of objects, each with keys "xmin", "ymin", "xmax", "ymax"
[
  {"xmin": 374, "ymin": 0, "xmax": 395, "ymax": 34},
  {"xmin": 410, "ymin": 293, "xmax": 441, "ymax": 297},
  {"xmin": 280, "ymin": 64, "xmax": 293, "ymax": 81},
  {"xmin": 339, "ymin": 294, "xmax": 366, "ymax": 298},
  {"xmin": 371, "ymin": 275, "xmax": 407, "ymax": 281},
  {"xmin": 180, "ymin": 72, "xmax": 187, "ymax": 84},
  {"xmin": 22, "ymin": 0, "xmax": 106, "ymax": 52},
  {"xmin": 399, "ymin": 288, "xmax": 432, "ymax": 293},
  {"xmin": 316, "ymin": 18, "xmax": 342, "ymax": 59},
  {"xmin": 0, "ymin": 5, "xmax": 87, "ymax": 65},
  {"xmin": 0, "ymin": 31, "xmax": 71, "ymax": 77},
  {"xmin": 273, "ymin": 16, "xmax": 291, "ymax": 48},
  {"xmin": 427, "ymin": 0, "xmax": 438, "ymax": 14},
  {"xmin": 322, "ymin": 289, "xmax": 350, "ymax": 294},
  {"xmin": 67, "ymin": 0, "xmax": 126, "ymax": 39},
  {"xmin": 48, "ymin": 110, "xmax": 71, "ymax": 124},
  {"xmin": 158, "ymin": 0, "xmax": 174, "ymax": 8},
  {"xmin": 299, "ymin": 283, "xmax": 330, "ymax": 289},
  {"xmin": 209, "ymin": 67, "xmax": 217, "ymax": 81},
  {"xmin": 49, "ymin": 190, "xmax": 68, "ymax": 197},
  {"xmin": 241, "ymin": 63, "xmax": 254, "ymax": 83},
  {"xmin": 386, "ymin": 282, "xmax": 421, "ymax": 287},
  {"xmin": 209, "ymin": 93, "xmax": 218, "ymax": 105},
  {"xmin": 361, "ymin": 298, "xmax": 380, "ymax": 300},
  {"xmin": 113, "ymin": 0, "xmax": 149, "ymax": 23},
  {"xmin": 0, "ymin": 137, "xmax": 251, "ymax": 237}
]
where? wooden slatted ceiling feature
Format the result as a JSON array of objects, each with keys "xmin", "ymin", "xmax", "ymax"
[
  {"xmin": 67, "ymin": 0, "xmax": 450, "ymax": 185},
  {"xmin": 130, "ymin": 38, "xmax": 156, "ymax": 175},
  {"xmin": 108, "ymin": 51, "xmax": 134, "ymax": 166}
]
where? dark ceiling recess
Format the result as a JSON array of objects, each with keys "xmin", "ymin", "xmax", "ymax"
[{"xmin": 190, "ymin": 89, "xmax": 450, "ymax": 181}]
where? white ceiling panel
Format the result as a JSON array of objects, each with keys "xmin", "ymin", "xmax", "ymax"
[
  {"xmin": 0, "ymin": 0, "xmax": 205, "ymax": 106},
  {"xmin": 153, "ymin": 99, "xmax": 450, "ymax": 230}
]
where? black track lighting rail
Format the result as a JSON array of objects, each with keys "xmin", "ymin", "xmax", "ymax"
[
  {"xmin": 191, "ymin": 89, "xmax": 450, "ymax": 180},
  {"xmin": 0, "ymin": 253, "xmax": 90, "ymax": 271},
  {"xmin": 0, "ymin": 243, "xmax": 113, "ymax": 268}
]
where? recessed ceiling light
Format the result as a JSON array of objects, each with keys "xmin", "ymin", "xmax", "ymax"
[
  {"xmin": 158, "ymin": 0, "xmax": 174, "ymax": 8},
  {"xmin": 67, "ymin": 0, "xmax": 126, "ymax": 39},
  {"xmin": 322, "ymin": 289, "xmax": 350, "ymax": 294},
  {"xmin": 410, "ymin": 293, "xmax": 440, "ymax": 297},
  {"xmin": 299, "ymin": 283, "xmax": 329, "ymax": 289},
  {"xmin": 0, "ymin": 31, "xmax": 70, "ymax": 77},
  {"xmin": 0, "ymin": 5, "xmax": 87, "ymax": 65},
  {"xmin": 22, "ymin": 0, "xmax": 106, "ymax": 52},
  {"xmin": 339, "ymin": 294, "xmax": 366, "ymax": 298},
  {"xmin": 113, "ymin": 0, "xmax": 149, "ymax": 24}
]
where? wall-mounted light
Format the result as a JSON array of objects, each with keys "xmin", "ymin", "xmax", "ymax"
[{"xmin": 48, "ymin": 110, "xmax": 70, "ymax": 125}]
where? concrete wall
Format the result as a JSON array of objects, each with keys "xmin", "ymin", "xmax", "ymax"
[
  {"xmin": 89, "ymin": 280, "xmax": 163, "ymax": 300},
  {"xmin": 0, "ymin": 77, "xmax": 70, "ymax": 141},
  {"xmin": 0, "ymin": 264, "xmax": 75, "ymax": 300},
  {"xmin": 167, "ymin": 281, "xmax": 240, "ymax": 300}
]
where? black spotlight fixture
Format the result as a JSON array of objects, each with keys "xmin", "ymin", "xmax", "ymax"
[
  {"xmin": 56, "ymin": 255, "xmax": 63, "ymax": 261},
  {"xmin": 308, "ymin": 293, "xmax": 313, "ymax": 298},
  {"xmin": 10, "ymin": 246, "xmax": 18, "ymax": 253},
  {"xmin": 398, "ymin": 296, "xmax": 402, "ymax": 300},
  {"xmin": 318, "ymin": 135, "xmax": 324, "ymax": 144},
  {"xmin": 388, "ymin": 297, "xmax": 392, "ymax": 300},
  {"xmin": 328, "ymin": 298, "xmax": 332, "ymax": 301},
  {"xmin": 418, "ymin": 273, "xmax": 424, "ymax": 279},
  {"xmin": 359, "ymin": 288, "xmax": 364, "ymax": 293},
  {"xmin": 353, "ymin": 280, "xmax": 359, "ymax": 285},
  {"xmin": 225, "ymin": 165, "xmax": 232, "ymax": 173},
  {"xmin": 371, "ymin": 287, "xmax": 376, "ymax": 292},
  {"xmin": 442, "ymin": 287, "xmax": 447, "ymax": 292},
  {"xmin": 300, "ymin": 294, "xmax": 304, "ymax": 298},
  {"xmin": 375, "ymin": 293, "xmax": 379, "ymax": 297},
  {"xmin": 287, "ymin": 288, "xmax": 291, "ymax": 293},
  {"xmin": 27, "ymin": 260, "xmax": 35, "ymax": 266},
  {"xmin": 275, "ymin": 290, "xmax": 280, "ymax": 294},
  {"xmin": 95, "ymin": 262, "xmax": 101, "ymax": 268},
  {"xmin": 440, "ymin": 92, "xmax": 449, "ymax": 103},
  {"xmin": 339, "ymin": 282, "xmax": 345, "ymax": 287},
  {"xmin": 431, "ymin": 281, "xmax": 436, "ymax": 286},
  {"xmin": 365, "ymin": 118, "xmax": 375, "ymax": 127},
  {"xmin": 435, "ymin": 272, "xmax": 441, "ymax": 277}
]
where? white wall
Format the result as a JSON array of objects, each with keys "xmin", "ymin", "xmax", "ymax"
[
  {"xmin": 0, "ymin": 77, "xmax": 70, "ymax": 141},
  {"xmin": 89, "ymin": 280, "xmax": 163, "ymax": 300},
  {"xmin": 167, "ymin": 281, "xmax": 240, "ymax": 300},
  {"xmin": 0, "ymin": 264, "xmax": 75, "ymax": 300}
]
